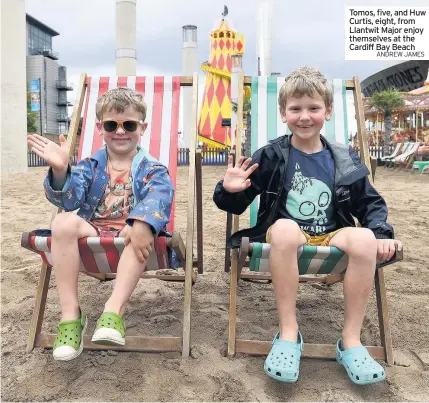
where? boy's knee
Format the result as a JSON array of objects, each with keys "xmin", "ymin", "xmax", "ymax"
[
  {"xmin": 348, "ymin": 228, "xmax": 377, "ymax": 257},
  {"xmin": 269, "ymin": 219, "xmax": 302, "ymax": 249},
  {"xmin": 51, "ymin": 212, "xmax": 80, "ymax": 237}
]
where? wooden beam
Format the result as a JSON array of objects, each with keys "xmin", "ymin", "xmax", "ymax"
[
  {"xmin": 86, "ymin": 76, "xmax": 194, "ymax": 86},
  {"xmin": 195, "ymin": 150, "xmax": 204, "ymax": 274},
  {"xmin": 236, "ymin": 339, "xmax": 386, "ymax": 360},
  {"xmin": 103, "ymin": 271, "xmax": 197, "ymax": 284},
  {"xmin": 170, "ymin": 232, "xmax": 186, "ymax": 267},
  {"xmin": 36, "ymin": 334, "xmax": 182, "ymax": 353},
  {"xmin": 375, "ymin": 269, "xmax": 394, "ymax": 365},
  {"xmin": 345, "ymin": 80, "xmax": 355, "ymax": 89},
  {"xmin": 244, "ymin": 76, "xmax": 357, "ymax": 89},
  {"xmin": 181, "ymin": 72, "xmax": 199, "ymax": 358},
  {"xmin": 27, "ymin": 264, "xmax": 52, "ymax": 352},
  {"xmin": 353, "ymin": 76, "xmax": 373, "ymax": 182},
  {"xmin": 232, "ymin": 73, "xmax": 244, "ymax": 236},
  {"xmin": 228, "ymin": 250, "xmax": 239, "ymax": 356},
  {"xmin": 66, "ymin": 73, "xmax": 87, "ymax": 157},
  {"xmin": 240, "ymin": 272, "xmax": 344, "ymax": 283}
]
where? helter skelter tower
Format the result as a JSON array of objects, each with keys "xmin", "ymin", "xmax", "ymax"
[{"xmin": 198, "ymin": 6, "xmax": 245, "ymax": 147}]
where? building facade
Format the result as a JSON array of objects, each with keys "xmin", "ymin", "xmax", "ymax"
[
  {"xmin": 1, "ymin": 0, "xmax": 28, "ymax": 176},
  {"xmin": 26, "ymin": 14, "xmax": 72, "ymax": 135}
]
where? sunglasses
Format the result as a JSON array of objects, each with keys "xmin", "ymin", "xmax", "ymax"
[{"xmin": 101, "ymin": 120, "xmax": 144, "ymax": 133}]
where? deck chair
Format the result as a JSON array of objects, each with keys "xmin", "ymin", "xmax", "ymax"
[
  {"xmin": 225, "ymin": 74, "xmax": 403, "ymax": 365},
  {"xmin": 394, "ymin": 142, "xmax": 421, "ymax": 170},
  {"xmin": 380, "ymin": 141, "xmax": 403, "ymax": 163},
  {"xmin": 22, "ymin": 73, "xmax": 203, "ymax": 357},
  {"xmin": 386, "ymin": 142, "xmax": 412, "ymax": 168}
]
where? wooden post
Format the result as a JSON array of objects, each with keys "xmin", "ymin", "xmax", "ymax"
[
  {"xmin": 415, "ymin": 110, "xmax": 419, "ymax": 142},
  {"xmin": 375, "ymin": 269, "xmax": 394, "ymax": 366},
  {"xmin": 353, "ymin": 77, "xmax": 373, "ymax": 182},
  {"xmin": 182, "ymin": 73, "xmax": 199, "ymax": 358},
  {"xmin": 227, "ymin": 249, "xmax": 239, "ymax": 356},
  {"xmin": 195, "ymin": 150, "xmax": 203, "ymax": 274}
]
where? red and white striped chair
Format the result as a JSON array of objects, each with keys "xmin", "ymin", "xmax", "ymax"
[{"xmin": 22, "ymin": 73, "xmax": 203, "ymax": 357}]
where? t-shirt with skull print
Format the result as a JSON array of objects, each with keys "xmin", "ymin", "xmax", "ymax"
[{"xmin": 277, "ymin": 144, "xmax": 339, "ymax": 236}]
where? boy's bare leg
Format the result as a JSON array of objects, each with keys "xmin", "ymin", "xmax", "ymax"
[
  {"xmin": 103, "ymin": 225, "xmax": 146, "ymax": 316},
  {"xmin": 329, "ymin": 227, "xmax": 377, "ymax": 349},
  {"xmin": 269, "ymin": 219, "xmax": 307, "ymax": 342},
  {"xmin": 51, "ymin": 213, "xmax": 98, "ymax": 321}
]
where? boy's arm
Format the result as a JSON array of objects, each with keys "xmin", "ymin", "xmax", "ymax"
[
  {"xmin": 350, "ymin": 176, "xmax": 394, "ymax": 239},
  {"xmin": 126, "ymin": 165, "xmax": 174, "ymax": 235},
  {"xmin": 213, "ymin": 148, "xmax": 266, "ymax": 215},
  {"xmin": 43, "ymin": 159, "xmax": 93, "ymax": 211}
]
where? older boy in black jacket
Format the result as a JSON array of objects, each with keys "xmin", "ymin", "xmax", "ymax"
[{"xmin": 214, "ymin": 67, "xmax": 402, "ymax": 385}]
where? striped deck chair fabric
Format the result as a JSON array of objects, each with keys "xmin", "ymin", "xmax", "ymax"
[
  {"xmin": 394, "ymin": 142, "xmax": 421, "ymax": 168},
  {"xmin": 23, "ymin": 231, "xmax": 171, "ymax": 273},
  {"xmin": 380, "ymin": 142, "xmax": 402, "ymax": 161},
  {"xmin": 24, "ymin": 76, "xmax": 182, "ymax": 274},
  {"xmin": 249, "ymin": 244, "xmax": 349, "ymax": 275},
  {"xmin": 247, "ymin": 77, "xmax": 351, "ymax": 274}
]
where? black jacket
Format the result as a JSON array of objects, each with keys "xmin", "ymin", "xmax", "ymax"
[{"xmin": 213, "ymin": 135, "xmax": 394, "ymax": 248}]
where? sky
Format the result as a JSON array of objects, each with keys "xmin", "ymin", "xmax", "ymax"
[{"xmin": 26, "ymin": 0, "xmax": 428, "ymax": 135}]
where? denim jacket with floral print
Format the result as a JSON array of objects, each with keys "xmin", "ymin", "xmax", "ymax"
[{"xmin": 44, "ymin": 145, "xmax": 174, "ymax": 235}]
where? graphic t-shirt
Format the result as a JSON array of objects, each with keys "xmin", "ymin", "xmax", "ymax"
[
  {"xmin": 92, "ymin": 167, "xmax": 134, "ymax": 230},
  {"xmin": 277, "ymin": 144, "xmax": 338, "ymax": 236}
]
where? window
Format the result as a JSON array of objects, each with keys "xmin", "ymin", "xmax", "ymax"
[
  {"xmin": 28, "ymin": 24, "xmax": 52, "ymax": 52},
  {"xmin": 58, "ymin": 123, "xmax": 67, "ymax": 134}
]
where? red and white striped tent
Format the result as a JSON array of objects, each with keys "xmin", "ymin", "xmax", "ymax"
[{"xmin": 22, "ymin": 73, "xmax": 203, "ymax": 357}]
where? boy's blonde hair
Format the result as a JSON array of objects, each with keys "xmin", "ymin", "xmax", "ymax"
[
  {"xmin": 278, "ymin": 66, "xmax": 333, "ymax": 111},
  {"xmin": 96, "ymin": 87, "xmax": 147, "ymax": 121}
]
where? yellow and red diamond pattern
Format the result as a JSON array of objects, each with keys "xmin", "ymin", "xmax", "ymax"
[{"xmin": 198, "ymin": 31, "xmax": 245, "ymax": 147}]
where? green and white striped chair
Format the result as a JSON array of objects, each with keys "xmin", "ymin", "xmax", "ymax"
[{"xmin": 227, "ymin": 75, "xmax": 403, "ymax": 365}]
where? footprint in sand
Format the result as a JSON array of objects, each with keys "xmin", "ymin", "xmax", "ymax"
[{"xmin": 210, "ymin": 370, "xmax": 251, "ymax": 402}]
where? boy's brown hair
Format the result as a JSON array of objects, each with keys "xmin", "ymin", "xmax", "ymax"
[
  {"xmin": 278, "ymin": 66, "xmax": 333, "ymax": 111},
  {"xmin": 96, "ymin": 87, "xmax": 147, "ymax": 121}
]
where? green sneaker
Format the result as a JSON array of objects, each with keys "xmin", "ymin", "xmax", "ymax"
[
  {"xmin": 53, "ymin": 309, "xmax": 87, "ymax": 361},
  {"xmin": 91, "ymin": 312, "xmax": 125, "ymax": 346}
]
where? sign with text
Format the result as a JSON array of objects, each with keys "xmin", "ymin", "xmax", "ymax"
[
  {"xmin": 345, "ymin": 6, "xmax": 429, "ymax": 60},
  {"xmin": 30, "ymin": 79, "xmax": 40, "ymax": 112}
]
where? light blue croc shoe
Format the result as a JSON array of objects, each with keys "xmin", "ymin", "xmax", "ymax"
[
  {"xmin": 264, "ymin": 331, "xmax": 303, "ymax": 383},
  {"xmin": 336, "ymin": 339, "xmax": 386, "ymax": 385}
]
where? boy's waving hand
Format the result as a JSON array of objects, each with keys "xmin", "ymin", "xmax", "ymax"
[
  {"xmin": 28, "ymin": 133, "xmax": 69, "ymax": 174},
  {"xmin": 223, "ymin": 156, "xmax": 259, "ymax": 193}
]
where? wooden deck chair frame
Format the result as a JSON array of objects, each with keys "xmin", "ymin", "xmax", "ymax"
[
  {"xmin": 225, "ymin": 74, "xmax": 401, "ymax": 365},
  {"xmin": 25, "ymin": 73, "xmax": 202, "ymax": 358}
]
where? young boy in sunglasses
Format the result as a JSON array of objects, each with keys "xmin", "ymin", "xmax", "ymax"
[{"xmin": 27, "ymin": 87, "xmax": 174, "ymax": 361}]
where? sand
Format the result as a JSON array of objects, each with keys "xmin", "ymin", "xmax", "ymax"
[{"xmin": 1, "ymin": 166, "xmax": 428, "ymax": 402}]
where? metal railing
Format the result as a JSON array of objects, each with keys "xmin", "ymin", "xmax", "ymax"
[
  {"xmin": 354, "ymin": 145, "xmax": 395, "ymax": 159},
  {"xmin": 56, "ymin": 80, "xmax": 73, "ymax": 90},
  {"xmin": 30, "ymin": 48, "xmax": 59, "ymax": 60},
  {"xmin": 28, "ymin": 148, "xmax": 237, "ymax": 168},
  {"xmin": 28, "ymin": 146, "xmax": 397, "ymax": 168}
]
